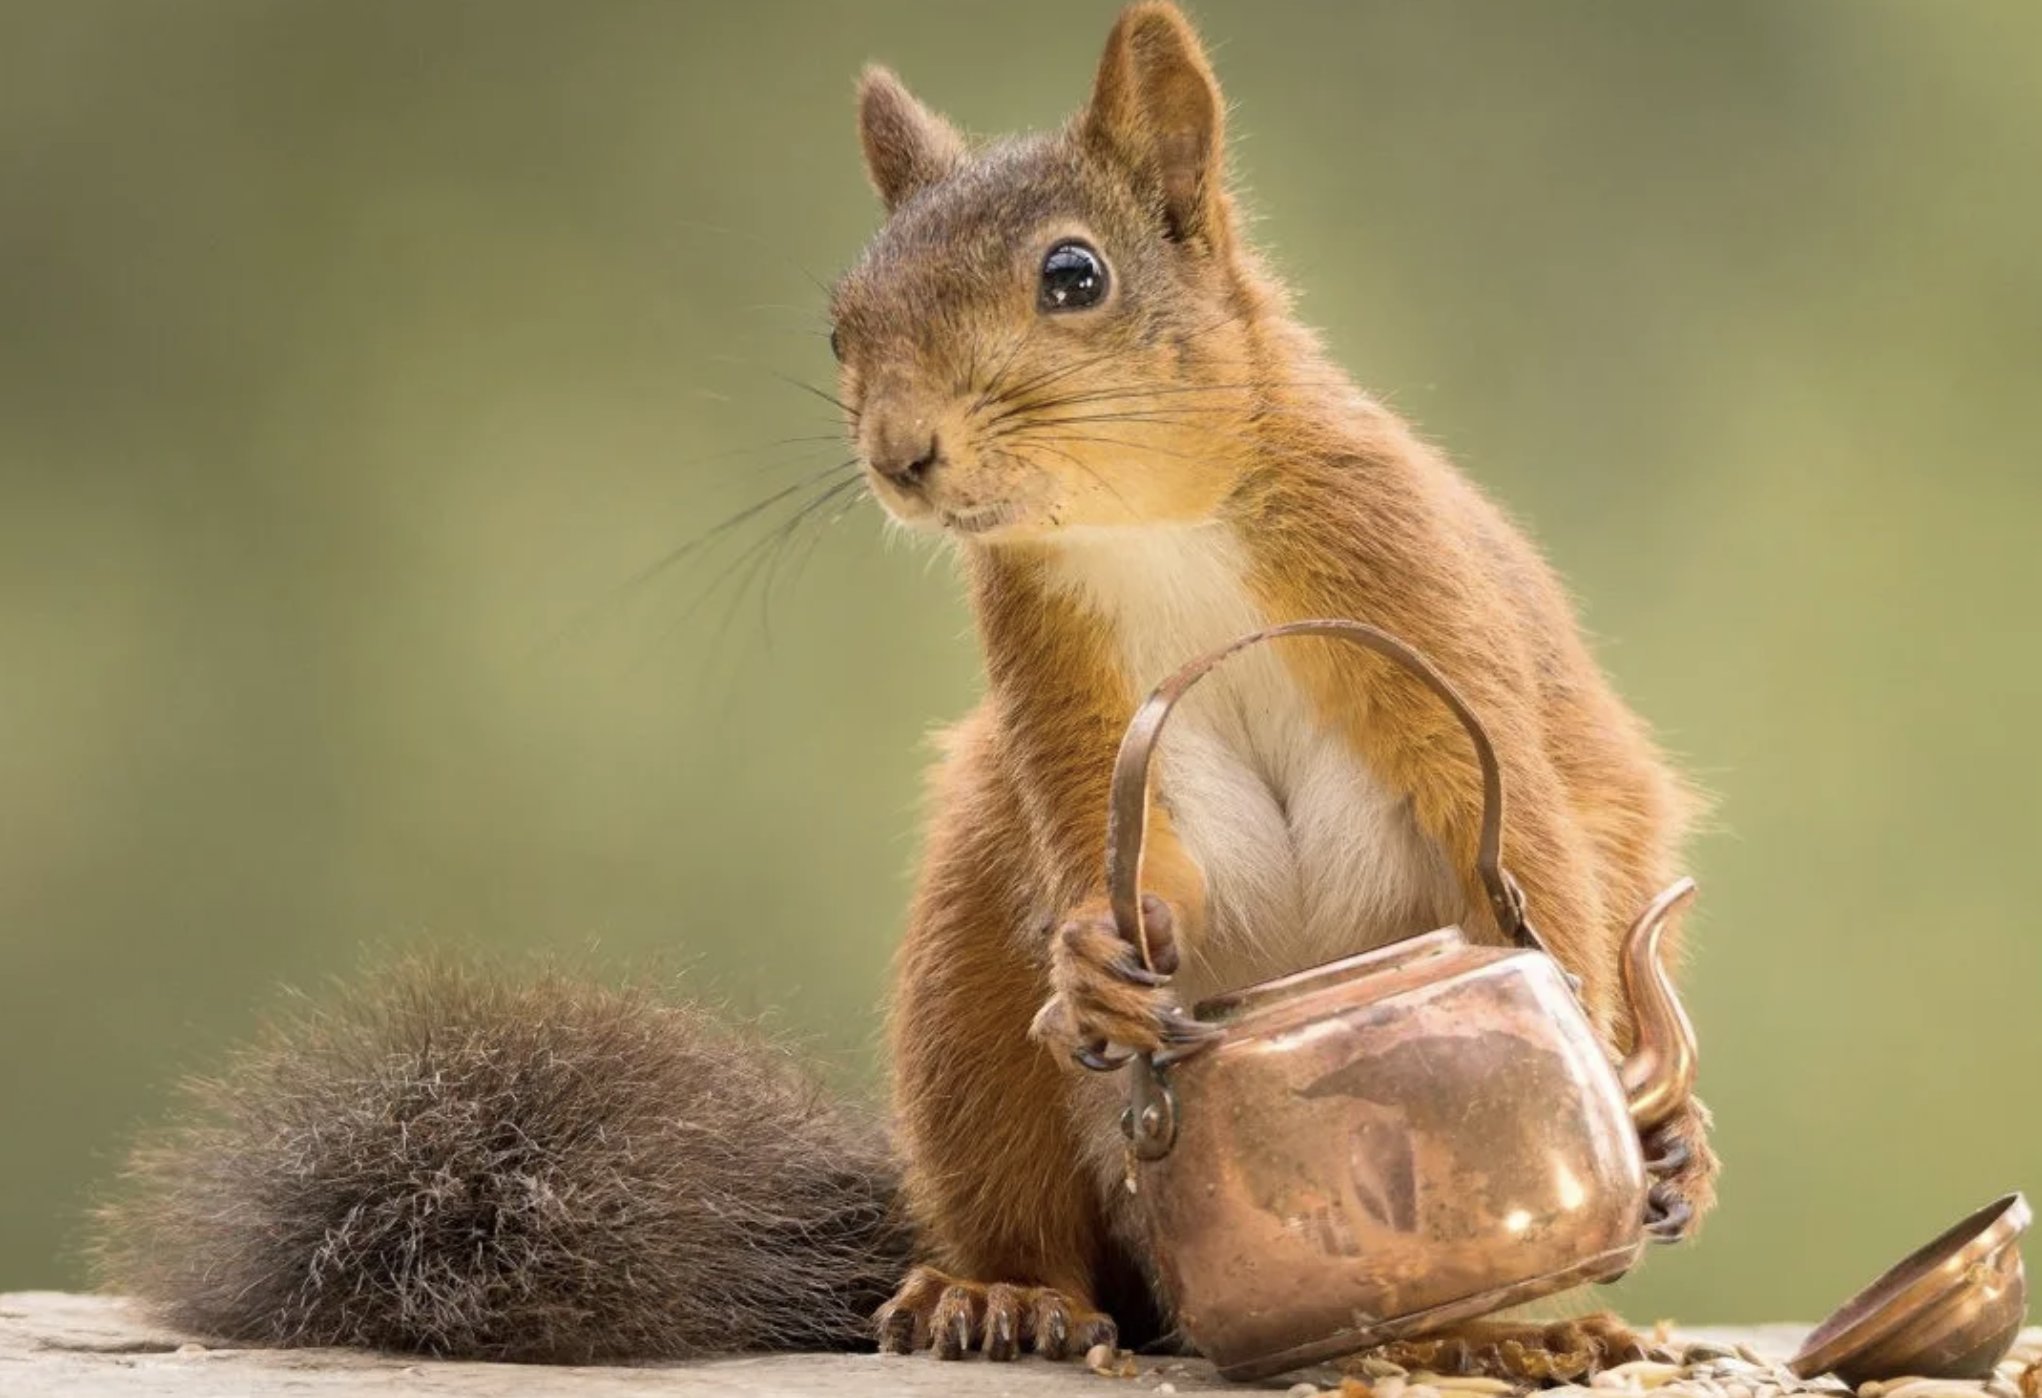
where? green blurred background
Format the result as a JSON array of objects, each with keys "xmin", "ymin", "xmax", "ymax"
[{"xmin": 3, "ymin": 0, "xmax": 2037, "ymax": 1326}]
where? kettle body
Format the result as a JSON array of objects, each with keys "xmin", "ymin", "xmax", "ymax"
[{"xmin": 1139, "ymin": 928, "xmax": 1649, "ymax": 1380}]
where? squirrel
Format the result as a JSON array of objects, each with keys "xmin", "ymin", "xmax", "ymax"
[
  {"xmin": 845, "ymin": 0, "xmax": 1715, "ymax": 1361},
  {"xmin": 92, "ymin": 0, "xmax": 1718, "ymax": 1372}
]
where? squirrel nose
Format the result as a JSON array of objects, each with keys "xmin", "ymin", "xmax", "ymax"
[{"xmin": 869, "ymin": 427, "xmax": 942, "ymax": 492}]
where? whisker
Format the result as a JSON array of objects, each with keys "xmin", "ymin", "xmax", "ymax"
[
  {"xmin": 635, "ymin": 460, "xmax": 858, "ymax": 584},
  {"xmin": 982, "ymin": 336, "xmax": 1127, "ymax": 412},
  {"xmin": 968, "ymin": 320, "xmax": 1040, "ymax": 418},
  {"xmin": 747, "ymin": 471, "xmax": 865, "ymax": 653},
  {"xmin": 999, "ymin": 376, "xmax": 1352, "ymax": 414},
  {"xmin": 773, "ymin": 371, "xmax": 860, "ymax": 421},
  {"xmin": 990, "ymin": 406, "xmax": 1358, "ymax": 480},
  {"xmin": 996, "ymin": 441, "xmax": 1138, "ymax": 518},
  {"xmin": 755, "ymin": 473, "xmax": 870, "ymax": 644},
  {"xmin": 781, "ymin": 476, "xmax": 871, "ymax": 604},
  {"xmin": 984, "ymin": 307, "xmax": 1250, "ymax": 411},
  {"xmin": 682, "ymin": 470, "xmax": 869, "ymax": 660},
  {"xmin": 996, "ymin": 429, "xmax": 1208, "ymax": 463},
  {"xmin": 997, "ymin": 409, "xmax": 1241, "ymax": 433},
  {"xmin": 986, "ymin": 378, "xmax": 1356, "ymax": 435},
  {"xmin": 664, "ymin": 216, "xmax": 839, "ymax": 309},
  {"xmin": 983, "ymin": 385, "xmax": 1358, "ymax": 446},
  {"xmin": 536, "ymin": 458, "xmax": 859, "ymax": 657}
]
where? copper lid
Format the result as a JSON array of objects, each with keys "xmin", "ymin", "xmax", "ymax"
[{"xmin": 1789, "ymin": 1192, "xmax": 2029, "ymax": 1386}]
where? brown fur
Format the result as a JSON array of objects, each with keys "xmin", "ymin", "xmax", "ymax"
[
  {"xmin": 92, "ymin": 958, "xmax": 912, "ymax": 1362},
  {"xmin": 836, "ymin": 1, "xmax": 1717, "ymax": 1357}
]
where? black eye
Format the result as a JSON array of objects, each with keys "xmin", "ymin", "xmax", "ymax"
[
  {"xmin": 828, "ymin": 326, "xmax": 844, "ymax": 361},
  {"xmin": 1039, "ymin": 241, "xmax": 1108, "ymax": 312}
]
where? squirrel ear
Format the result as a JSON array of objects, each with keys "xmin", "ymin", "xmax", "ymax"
[
  {"xmin": 857, "ymin": 67, "xmax": 966, "ymax": 211},
  {"xmin": 1081, "ymin": 2, "xmax": 1229, "ymax": 246}
]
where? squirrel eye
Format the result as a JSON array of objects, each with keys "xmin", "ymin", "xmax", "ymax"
[
  {"xmin": 1040, "ymin": 241, "xmax": 1108, "ymax": 312},
  {"xmin": 828, "ymin": 326, "xmax": 845, "ymax": 362}
]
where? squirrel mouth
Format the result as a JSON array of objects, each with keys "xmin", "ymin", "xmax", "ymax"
[{"xmin": 938, "ymin": 504, "xmax": 1016, "ymax": 536}]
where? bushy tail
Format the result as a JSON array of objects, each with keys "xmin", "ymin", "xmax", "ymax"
[{"xmin": 91, "ymin": 958, "xmax": 913, "ymax": 1363}]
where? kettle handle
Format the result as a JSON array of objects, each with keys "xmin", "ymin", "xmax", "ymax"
[{"xmin": 1106, "ymin": 618, "xmax": 1550, "ymax": 971}]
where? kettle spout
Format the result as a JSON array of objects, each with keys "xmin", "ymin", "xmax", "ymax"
[{"xmin": 1617, "ymin": 877, "xmax": 1700, "ymax": 1131}]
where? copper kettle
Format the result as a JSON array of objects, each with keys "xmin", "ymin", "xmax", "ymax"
[{"xmin": 1097, "ymin": 620, "xmax": 1700, "ymax": 1381}]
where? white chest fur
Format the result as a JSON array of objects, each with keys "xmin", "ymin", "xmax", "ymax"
[{"xmin": 1042, "ymin": 526, "xmax": 1462, "ymax": 1005}]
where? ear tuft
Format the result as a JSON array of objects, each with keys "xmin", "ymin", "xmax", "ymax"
[
  {"xmin": 1082, "ymin": 2, "xmax": 1229, "ymax": 246},
  {"xmin": 857, "ymin": 66, "xmax": 966, "ymax": 211}
]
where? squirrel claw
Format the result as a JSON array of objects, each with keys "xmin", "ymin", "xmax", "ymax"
[
  {"xmin": 1643, "ymin": 1135, "xmax": 1691, "ymax": 1178},
  {"xmin": 876, "ymin": 1268, "xmax": 1114, "ymax": 1362},
  {"xmin": 930, "ymin": 1285, "xmax": 979, "ymax": 1360},
  {"xmin": 877, "ymin": 1297, "xmax": 921, "ymax": 1354},
  {"xmin": 1158, "ymin": 1007, "xmax": 1222, "ymax": 1048},
  {"xmin": 982, "ymin": 1286, "xmax": 1022, "ymax": 1361},
  {"xmin": 1644, "ymin": 1183, "xmax": 1693, "ymax": 1243},
  {"xmin": 1635, "ymin": 1101, "xmax": 1717, "ymax": 1243},
  {"xmin": 1073, "ymin": 1040, "xmax": 1137, "ymax": 1073},
  {"xmin": 1108, "ymin": 954, "xmax": 1170, "ymax": 987}
]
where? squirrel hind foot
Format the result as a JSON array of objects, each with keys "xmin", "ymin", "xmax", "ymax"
[
  {"xmin": 876, "ymin": 1268, "xmax": 1117, "ymax": 1362},
  {"xmin": 90, "ymin": 955, "xmax": 914, "ymax": 1362},
  {"xmin": 1359, "ymin": 1312, "xmax": 1653, "ymax": 1382}
]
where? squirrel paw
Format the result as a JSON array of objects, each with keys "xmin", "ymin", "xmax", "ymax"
[
  {"xmin": 1641, "ymin": 1097, "xmax": 1719, "ymax": 1243},
  {"xmin": 1029, "ymin": 895, "xmax": 1214, "ymax": 1068},
  {"xmin": 875, "ymin": 1268, "xmax": 1117, "ymax": 1361},
  {"xmin": 1360, "ymin": 1312, "xmax": 1653, "ymax": 1382}
]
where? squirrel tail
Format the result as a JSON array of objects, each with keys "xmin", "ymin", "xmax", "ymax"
[{"xmin": 90, "ymin": 957, "xmax": 913, "ymax": 1363}]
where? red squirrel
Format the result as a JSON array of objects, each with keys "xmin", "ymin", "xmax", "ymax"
[
  {"xmin": 845, "ymin": 0, "xmax": 1714, "ymax": 1360},
  {"xmin": 93, "ymin": 1, "xmax": 1715, "ymax": 1371}
]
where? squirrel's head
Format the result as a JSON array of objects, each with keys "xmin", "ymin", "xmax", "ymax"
[{"xmin": 832, "ymin": 2, "xmax": 1275, "ymax": 545}]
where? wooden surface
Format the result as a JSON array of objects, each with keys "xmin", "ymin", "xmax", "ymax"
[
  {"xmin": 0, "ymin": 1293, "xmax": 2014, "ymax": 1398},
  {"xmin": 1, "ymin": 1291, "xmax": 1243, "ymax": 1396}
]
